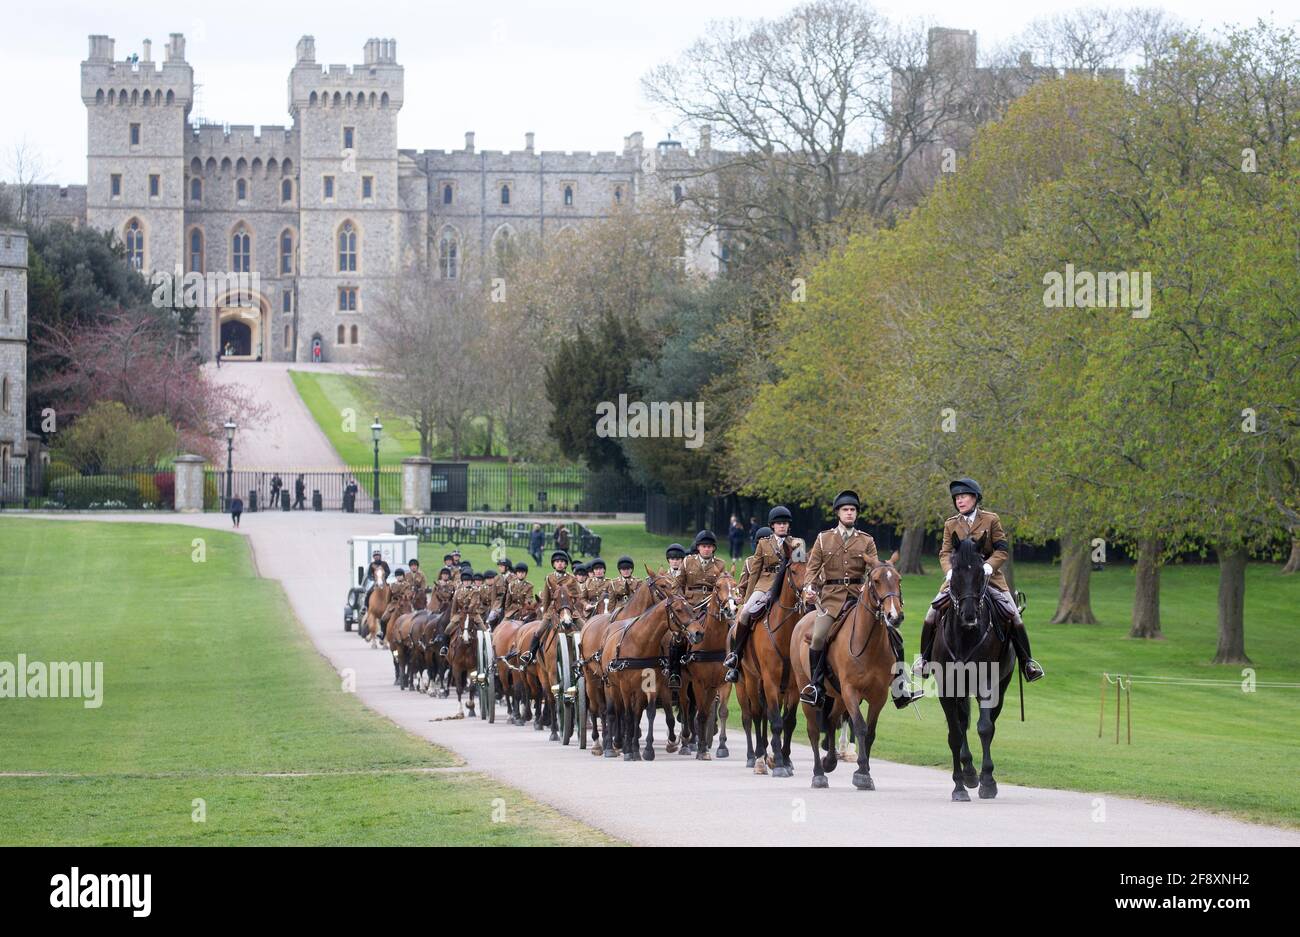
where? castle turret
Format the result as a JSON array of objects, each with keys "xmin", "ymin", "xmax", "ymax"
[
  {"xmin": 81, "ymin": 33, "xmax": 193, "ymax": 276},
  {"xmin": 1, "ymin": 228, "xmax": 29, "ymax": 487}
]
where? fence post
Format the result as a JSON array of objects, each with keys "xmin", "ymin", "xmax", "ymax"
[
  {"xmin": 173, "ymin": 454, "xmax": 207, "ymax": 513},
  {"xmin": 402, "ymin": 457, "xmax": 433, "ymax": 515}
]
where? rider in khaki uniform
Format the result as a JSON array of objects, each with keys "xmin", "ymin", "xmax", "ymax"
[
  {"xmin": 444, "ymin": 572, "xmax": 485, "ymax": 637},
  {"xmin": 665, "ymin": 543, "xmax": 686, "ymax": 579},
  {"xmin": 667, "ymin": 530, "xmax": 726, "ymax": 688},
  {"xmin": 406, "ymin": 559, "xmax": 428, "ymax": 611},
  {"xmin": 503, "ymin": 562, "xmax": 535, "ymax": 620},
  {"xmin": 520, "ymin": 550, "xmax": 583, "ymax": 664},
  {"xmin": 735, "ymin": 526, "xmax": 770, "ymax": 599},
  {"xmin": 914, "ymin": 478, "xmax": 1044, "ymax": 681},
  {"xmin": 584, "ymin": 558, "xmax": 610, "ymax": 616},
  {"xmin": 605, "ymin": 556, "xmax": 641, "ymax": 611},
  {"xmin": 801, "ymin": 490, "xmax": 920, "ymax": 708},
  {"xmin": 724, "ymin": 508, "xmax": 805, "ymax": 683},
  {"xmin": 432, "ymin": 568, "xmax": 456, "ymax": 608}
]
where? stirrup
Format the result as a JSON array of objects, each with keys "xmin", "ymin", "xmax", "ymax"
[
  {"xmin": 723, "ymin": 667, "xmax": 740, "ymax": 683},
  {"xmin": 668, "ymin": 673, "xmax": 681, "ymax": 689},
  {"xmin": 892, "ymin": 684, "xmax": 923, "ymax": 709},
  {"xmin": 799, "ymin": 682, "xmax": 822, "ymax": 706},
  {"xmin": 722, "ymin": 651, "xmax": 739, "ymax": 669},
  {"xmin": 519, "ymin": 650, "xmax": 534, "ymax": 665},
  {"xmin": 912, "ymin": 656, "xmax": 928, "ymax": 678},
  {"xmin": 1022, "ymin": 659, "xmax": 1045, "ymax": 682}
]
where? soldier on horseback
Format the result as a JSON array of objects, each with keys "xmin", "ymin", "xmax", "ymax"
[
  {"xmin": 800, "ymin": 490, "xmax": 921, "ymax": 708},
  {"xmin": 913, "ymin": 478, "xmax": 1044, "ymax": 682},
  {"xmin": 585, "ymin": 557, "xmax": 609, "ymax": 615},
  {"xmin": 433, "ymin": 566, "xmax": 456, "ymax": 608},
  {"xmin": 504, "ymin": 562, "xmax": 535, "ymax": 620},
  {"xmin": 666, "ymin": 530, "xmax": 726, "ymax": 689},
  {"xmin": 605, "ymin": 556, "xmax": 641, "ymax": 611},
  {"xmin": 724, "ymin": 507, "xmax": 805, "ymax": 683},
  {"xmin": 519, "ymin": 550, "xmax": 583, "ymax": 665},
  {"xmin": 407, "ymin": 558, "xmax": 428, "ymax": 610},
  {"xmin": 360, "ymin": 549, "xmax": 391, "ymax": 616},
  {"xmin": 665, "ymin": 543, "xmax": 686, "ymax": 578}
]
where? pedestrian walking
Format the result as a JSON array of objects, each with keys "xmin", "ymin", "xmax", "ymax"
[
  {"xmin": 728, "ymin": 514, "xmax": 746, "ymax": 560},
  {"xmin": 230, "ymin": 495, "xmax": 243, "ymax": 527},
  {"xmin": 293, "ymin": 474, "xmax": 306, "ymax": 510},
  {"xmin": 529, "ymin": 523, "xmax": 545, "ymax": 566}
]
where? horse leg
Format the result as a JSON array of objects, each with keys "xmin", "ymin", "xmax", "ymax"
[
  {"xmin": 623, "ymin": 698, "xmax": 639, "ymax": 762},
  {"xmin": 643, "ymin": 690, "xmax": 657, "ymax": 761},
  {"xmin": 603, "ymin": 696, "xmax": 618, "ymax": 757},
  {"xmin": 978, "ymin": 687, "xmax": 1008, "ymax": 799},
  {"xmin": 939, "ymin": 694, "xmax": 971, "ymax": 801},
  {"xmin": 742, "ymin": 707, "xmax": 757, "ymax": 769},
  {"xmin": 822, "ymin": 707, "xmax": 839, "ymax": 773},
  {"xmin": 716, "ymin": 692, "xmax": 730, "ymax": 759},
  {"xmin": 957, "ymin": 696, "xmax": 978, "ymax": 788},
  {"xmin": 767, "ymin": 696, "xmax": 791, "ymax": 778},
  {"xmin": 804, "ymin": 701, "xmax": 827, "ymax": 788},
  {"xmin": 852, "ymin": 691, "xmax": 885, "ymax": 791},
  {"xmin": 781, "ymin": 699, "xmax": 798, "ymax": 772}
]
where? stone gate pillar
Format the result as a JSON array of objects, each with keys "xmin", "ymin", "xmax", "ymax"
[
  {"xmin": 173, "ymin": 454, "xmax": 207, "ymax": 512},
  {"xmin": 401, "ymin": 457, "xmax": 433, "ymax": 515}
]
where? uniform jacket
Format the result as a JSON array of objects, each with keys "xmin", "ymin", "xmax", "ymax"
[
  {"xmin": 806, "ymin": 526, "xmax": 880, "ymax": 618},
  {"xmin": 737, "ymin": 555, "xmax": 758, "ymax": 598},
  {"xmin": 407, "ymin": 570, "xmax": 428, "ymax": 609},
  {"xmin": 678, "ymin": 554, "xmax": 726, "ymax": 600},
  {"xmin": 605, "ymin": 575, "xmax": 642, "ymax": 609},
  {"xmin": 743, "ymin": 535, "xmax": 807, "ymax": 601},
  {"xmin": 939, "ymin": 508, "xmax": 1011, "ymax": 593},
  {"xmin": 504, "ymin": 577, "xmax": 535, "ymax": 619},
  {"xmin": 540, "ymin": 571, "xmax": 583, "ymax": 626}
]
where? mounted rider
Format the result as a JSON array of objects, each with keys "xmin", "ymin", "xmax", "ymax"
[
  {"xmin": 914, "ymin": 478, "xmax": 1044, "ymax": 682},
  {"xmin": 666, "ymin": 529, "xmax": 726, "ymax": 689},
  {"xmin": 735, "ymin": 526, "xmax": 771, "ymax": 599},
  {"xmin": 604, "ymin": 555, "xmax": 641, "ymax": 611},
  {"xmin": 724, "ymin": 507, "xmax": 805, "ymax": 683},
  {"xmin": 584, "ymin": 557, "xmax": 609, "ymax": 615},
  {"xmin": 406, "ymin": 558, "xmax": 428, "ymax": 611},
  {"xmin": 503, "ymin": 562, "xmax": 535, "ymax": 620},
  {"xmin": 443, "ymin": 570, "xmax": 486, "ymax": 637},
  {"xmin": 800, "ymin": 490, "xmax": 921, "ymax": 708},
  {"xmin": 360, "ymin": 549, "xmax": 391, "ymax": 614},
  {"xmin": 432, "ymin": 567, "xmax": 456, "ymax": 608},
  {"xmin": 665, "ymin": 543, "xmax": 686, "ymax": 580},
  {"xmin": 520, "ymin": 550, "xmax": 583, "ymax": 665}
]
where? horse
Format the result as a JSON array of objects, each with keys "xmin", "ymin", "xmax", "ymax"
[
  {"xmin": 362, "ymin": 577, "xmax": 391, "ymax": 648},
  {"xmin": 931, "ymin": 534, "xmax": 1015, "ymax": 801},
  {"xmin": 792, "ymin": 553, "xmax": 903, "ymax": 790},
  {"xmin": 384, "ymin": 591, "xmax": 417, "ymax": 686},
  {"xmin": 675, "ymin": 571, "xmax": 737, "ymax": 760},
  {"xmin": 492, "ymin": 597, "xmax": 539, "ymax": 726},
  {"xmin": 444, "ymin": 607, "xmax": 483, "ymax": 716},
  {"xmin": 506, "ymin": 619, "xmax": 548, "ymax": 730},
  {"xmin": 599, "ymin": 566, "xmax": 693, "ymax": 761},
  {"xmin": 580, "ymin": 571, "xmax": 676, "ymax": 756},
  {"xmin": 737, "ymin": 559, "xmax": 809, "ymax": 777}
]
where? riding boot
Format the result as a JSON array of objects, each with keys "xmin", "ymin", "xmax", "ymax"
[
  {"xmin": 888, "ymin": 626, "xmax": 922, "ymax": 709},
  {"xmin": 520, "ymin": 622, "xmax": 547, "ymax": 665},
  {"xmin": 724, "ymin": 610, "xmax": 752, "ymax": 682},
  {"xmin": 667, "ymin": 640, "xmax": 682, "ymax": 689},
  {"xmin": 1009, "ymin": 622, "xmax": 1045, "ymax": 681},
  {"xmin": 913, "ymin": 613, "xmax": 937, "ymax": 676},
  {"xmin": 799, "ymin": 646, "xmax": 827, "ymax": 706}
]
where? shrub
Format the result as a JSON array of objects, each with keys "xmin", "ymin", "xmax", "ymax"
[{"xmin": 45, "ymin": 474, "xmax": 143, "ymax": 509}]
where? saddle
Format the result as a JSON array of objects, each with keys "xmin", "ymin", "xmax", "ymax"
[{"xmin": 798, "ymin": 595, "xmax": 859, "ymax": 647}]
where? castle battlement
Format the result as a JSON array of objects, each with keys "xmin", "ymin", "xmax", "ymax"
[
  {"xmin": 188, "ymin": 124, "xmax": 296, "ymax": 149},
  {"xmin": 81, "ymin": 34, "xmax": 192, "ymax": 105}
]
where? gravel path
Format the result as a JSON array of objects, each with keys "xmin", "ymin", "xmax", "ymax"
[{"xmin": 13, "ymin": 509, "xmax": 1299, "ymax": 847}]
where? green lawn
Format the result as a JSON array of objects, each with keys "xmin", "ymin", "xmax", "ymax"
[
  {"xmin": 290, "ymin": 369, "xmax": 424, "ymax": 466},
  {"xmin": 0, "ymin": 518, "xmax": 616, "ymax": 845},
  {"xmin": 503, "ymin": 524, "xmax": 1300, "ymax": 828}
]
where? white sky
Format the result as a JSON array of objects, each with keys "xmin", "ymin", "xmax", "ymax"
[{"xmin": 3, "ymin": 0, "xmax": 1294, "ymax": 185}]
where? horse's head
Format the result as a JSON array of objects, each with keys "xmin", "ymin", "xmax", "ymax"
[
  {"xmin": 949, "ymin": 533, "xmax": 987, "ymax": 630},
  {"xmin": 869, "ymin": 552, "xmax": 904, "ymax": 628},
  {"xmin": 687, "ymin": 572, "xmax": 736, "ymax": 645}
]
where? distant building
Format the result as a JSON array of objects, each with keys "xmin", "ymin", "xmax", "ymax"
[{"xmin": 0, "ymin": 227, "xmax": 28, "ymax": 489}]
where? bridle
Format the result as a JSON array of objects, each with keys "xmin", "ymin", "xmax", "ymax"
[{"xmin": 848, "ymin": 566, "xmax": 901, "ymax": 658}]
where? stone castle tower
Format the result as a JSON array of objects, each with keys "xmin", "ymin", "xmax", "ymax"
[{"xmin": 1, "ymin": 227, "xmax": 29, "ymax": 489}]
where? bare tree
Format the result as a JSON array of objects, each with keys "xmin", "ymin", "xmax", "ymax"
[
  {"xmin": 369, "ymin": 261, "xmax": 487, "ymax": 460},
  {"xmin": 0, "ymin": 141, "xmax": 48, "ymax": 225}
]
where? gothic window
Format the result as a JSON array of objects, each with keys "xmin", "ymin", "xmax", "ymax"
[
  {"xmin": 188, "ymin": 228, "xmax": 204, "ymax": 273},
  {"xmin": 343, "ymin": 126, "xmax": 355, "ymax": 150},
  {"xmin": 337, "ymin": 325, "xmax": 345, "ymax": 344},
  {"xmin": 442, "ymin": 183, "xmax": 453, "ymax": 205},
  {"xmin": 350, "ymin": 325, "xmax": 358, "ymax": 344},
  {"xmin": 281, "ymin": 178, "xmax": 293, "ymax": 202},
  {"xmin": 129, "ymin": 123, "xmax": 140, "ymax": 146},
  {"xmin": 1, "ymin": 376, "xmax": 8, "ymax": 414},
  {"xmin": 191, "ymin": 177, "xmax": 202, "ymax": 202},
  {"xmin": 673, "ymin": 184, "xmax": 683, "ymax": 205},
  {"xmin": 614, "ymin": 185, "xmax": 623, "ymax": 205},
  {"xmin": 232, "ymin": 227, "xmax": 251, "ymax": 273},
  {"xmin": 338, "ymin": 287, "xmax": 357, "ymax": 311},
  {"xmin": 280, "ymin": 229, "xmax": 294, "ymax": 274},
  {"xmin": 323, "ymin": 175, "xmax": 335, "ymax": 200},
  {"xmin": 337, "ymin": 221, "xmax": 357, "ymax": 272},
  {"xmin": 362, "ymin": 176, "xmax": 373, "ymax": 200},
  {"xmin": 124, "ymin": 218, "xmax": 144, "ymax": 269},
  {"xmin": 236, "ymin": 178, "xmax": 247, "ymax": 201},
  {"xmin": 282, "ymin": 289, "xmax": 292, "ymax": 313},
  {"xmin": 563, "ymin": 185, "xmax": 574, "ymax": 207},
  {"xmin": 492, "ymin": 226, "xmax": 516, "ymax": 274},
  {"xmin": 110, "ymin": 174, "xmax": 121, "ymax": 198},
  {"xmin": 438, "ymin": 227, "xmax": 459, "ymax": 280},
  {"xmin": 149, "ymin": 175, "xmax": 160, "ymax": 197},
  {"xmin": 500, "ymin": 183, "xmax": 510, "ymax": 206}
]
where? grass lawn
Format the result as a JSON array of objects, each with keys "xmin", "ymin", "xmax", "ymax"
[
  {"xmin": 290, "ymin": 369, "xmax": 423, "ymax": 466},
  {"xmin": 559, "ymin": 524, "xmax": 1300, "ymax": 828},
  {"xmin": 0, "ymin": 518, "xmax": 617, "ymax": 846}
]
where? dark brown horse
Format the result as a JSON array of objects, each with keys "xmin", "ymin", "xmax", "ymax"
[
  {"xmin": 792, "ymin": 553, "xmax": 903, "ymax": 790},
  {"xmin": 932, "ymin": 534, "xmax": 1015, "ymax": 801},
  {"xmin": 675, "ymin": 571, "xmax": 737, "ymax": 760},
  {"xmin": 737, "ymin": 560, "xmax": 809, "ymax": 777}
]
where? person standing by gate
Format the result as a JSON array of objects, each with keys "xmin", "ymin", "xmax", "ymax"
[
  {"xmin": 529, "ymin": 523, "xmax": 544, "ymax": 565},
  {"xmin": 269, "ymin": 473, "xmax": 283, "ymax": 508},
  {"xmin": 728, "ymin": 514, "xmax": 746, "ymax": 561},
  {"xmin": 293, "ymin": 475, "xmax": 306, "ymax": 510}
]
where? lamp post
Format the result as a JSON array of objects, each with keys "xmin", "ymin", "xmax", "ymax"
[
  {"xmin": 371, "ymin": 418, "xmax": 383, "ymax": 514},
  {"xmin": 224, "ymin": 419, "xmax": 237, "ymax": 510}
]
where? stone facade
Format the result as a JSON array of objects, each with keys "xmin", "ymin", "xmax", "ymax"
[
  {"xmin": 1, "ymin": 227, "xmax": 29, "ymax": 487},
  {"xmin": 72, "ymin": 32, "xmax": 722, "ymax": 365}
]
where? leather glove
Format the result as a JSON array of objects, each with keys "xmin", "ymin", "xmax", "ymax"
[{"xmin": 982, "ymin": 563, "xmax": 994, "ymax": 576}]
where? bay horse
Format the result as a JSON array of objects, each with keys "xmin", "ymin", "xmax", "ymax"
[
  {"xmin": 932, "ymin": 534, "xmax": 1015, "ymax": 801},
  {"xmin": 581, "ymin": 570, "xmax": 678, "ymax": 756},
  {"xmin": 675, "ymin": 571, "xmax": 737, "ymax": 760},
  {"xmin": 444, "ymin": 608, "xmax": 483, "ymax": 716},
  {"xmin": 792, "ymin": 553, "xmax": 903, "ymax": 790},
  {"xmin": 599, "ymin": 566, "xmax": 693, "ymax": 761},
  {"xmin": 493, "ymin": 596, "xmax": 538, "ymax": 726},
  {"xmin": 362, "ymin": 577, "xmax": 390, "ymax": 648},
  {"xmin": 737, "ymin": 559, "xmax": 809, "ymax": 777},
  {"xmin": 385, "ymin": 591, "xmax": 417, "ymax": 687},
  {"xmin": 506, "ymin": 619, "xmax": 547, "ymax": 729}
]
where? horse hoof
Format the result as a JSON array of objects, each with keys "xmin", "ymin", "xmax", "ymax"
[
  {"xmin": 811, "ymin": 775, "xmax": 829, "ymax": 789},
  {"xmin": 696, "ymin": 751, "xmax": 712, "ymax": 761},
  {"xmin": 623, "ymin": 751, "xmax": 636, "ymax": 761},
  {"xmin": 549, "ymin": 732, "xmax": 559, "ymax": 742},
  {"xmin": 716, "ymin": 746, "xmax": 729, "ymax": 759},
  {"xmin": 643, "ymin": 747, "xmax": 655, "ymax": 761},
  {"xmin": 852, "ymin": 771, "xmax": 875, "ymax": 791},
  {"xmin": 952, "ymin": 787, "xmax": 971, "ymax": 802},
  {"xmin": 665, "ymin": 741, "xmax": 679, "ymax": 754},
  {"xmin": 604, "ymin": 749, "xmax": 618, "ymax": 758},
  {"xmin": 979, "ymin": 780, "xmax": 998, "ymax": 799},
  {"xmin": 591, "ymin": 746, "xmax": 604, "ymax": 757},
  {"xmin": 963, "ymin": 768, "xmax": 979, "ymax": 789},
  {"xmin": 745, "ymin": 756, "xmax": 756, "ymax": 768},
  {"xmin": 753, "ymin": 762, "xmax": 768, "ymax": 775},
  {"xmin": 771, "ymin": 765, "xmax": 793, "ymax": 779},
  {"xmin": 825, "ymin": 752, "xmax": 838, "ymax": 773}
]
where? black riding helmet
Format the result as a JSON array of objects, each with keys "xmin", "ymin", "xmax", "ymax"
[
  {"xmin": 514, "ymin": 562, "xmax": 529, "ymax": 574},
  {"xmin": 574, "ymin": 563, "xmax": 588, "ymax": 576},
  {"xmin": 832, "ymin": 490, "xmax": 860, "ymax": 511},
  {"xmin": 754, "ymin": 526, "xmax": 773, "ymax": 540},
  {"xmin": 550, "ymin": 549, "xmax": 571, "ymax": 566},
  {"xmin": 472, "ymin": 572, "xmax": 484, "ymax": 582},
  {"xmin": 437, "ymin": 568, "xmax": 452, "ymax": 579},
  {"xmin": 484, "ymin": 569, "xmax": 497, "ymax": 579},
  {"xmin": 665, "ymin": 543, "xmax": 686, "ymax": 560},
  {"xmin": 497, "ymin": 557, "xmax": 512, "ymax": 569},
  {"xmin": 589, "ymin": 557, "xmax": 606, "ymax": 572},
  {"xmin": 767, "ymin": 506, "xmax": 793, "ymax": 524},
  {"xmin": 693, "ymin": 529, "xmax": 717, "ymax": 547},
  {"xmin": 617, "ymin": 555, "xmax": 634, "ymax": 571},
  {"xmin": 949, "ymin": 477, "xmax": 983, "ymax": 508}
]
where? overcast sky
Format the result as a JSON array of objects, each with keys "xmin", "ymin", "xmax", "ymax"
[{"xmin": 2, "ymin": 0, "xmax": 1293, "ymax": 185}]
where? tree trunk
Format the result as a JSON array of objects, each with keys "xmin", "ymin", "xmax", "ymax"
[
  {"xmin": 1212, "ymin": 544, "xmax": 1251, "ymax": 664},
  {"xmin": 897, "ymin": 523, "xmax": 926, "ymax": 575},
  {"xmin": 1129, "ymin": 536, "xmax": 1163, "ymax": 638},
  {"xmin": 1282, "ymin": 538, "xmax": 1300, "ymax": 574},
  {"xmin": 1050, "ymin": 532, "xmax": 1098, "ymax": 624}
]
